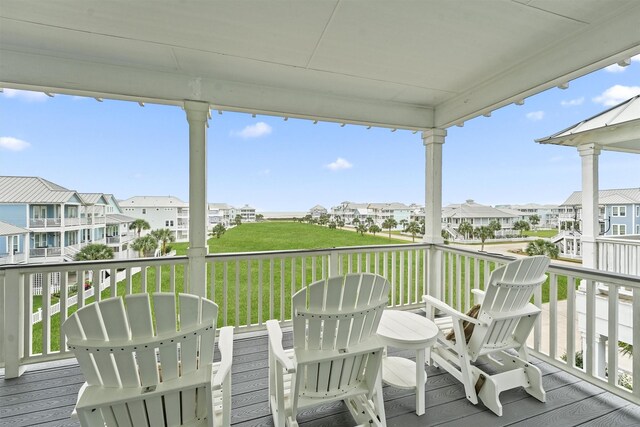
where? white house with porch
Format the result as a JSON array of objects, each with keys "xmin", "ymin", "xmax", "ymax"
[
  {"xmin": 120, "ymin": 196, "xmax": 190, "ymax": 242},
  {"xmin": 2, "ymin": 2, "xmax": 640, "ymax": 421}
]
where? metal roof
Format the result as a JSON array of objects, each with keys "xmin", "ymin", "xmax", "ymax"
[
  {"xmin": 119, "ymin": 196, "xmax": 188, "ymax": 207},
  {"xmin": 561, "ymin": 188, "xmax": 640, "ymax": 206},
  {"xmin": 443, "ymin": 200, "xmax": 519, "ymax": 219},
  {"xmin": 0, "ymin": 176, "xmax": 81, "ymax": 204},
  {"xmin": 106, "ymin": 213, "xmax": 138, "ymax": 224},
  {"xmin": 0, "ymin": 220, "xmax": 28, "ymax": 236},
  {"xmin": 79, "ymin": 193, "xmax": 109, "ymax": 205},
  {"xmin": 537, "ymin": 95, "xmax": 640, "ymax": 153},
  {"xmin": 2, "ymin": 1, "xmax": 640, "ymax": 130}
]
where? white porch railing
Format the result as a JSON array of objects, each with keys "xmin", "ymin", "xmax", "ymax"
[
  {"xmin": 1, "ymin": 243, "xmax": 639, "ymax": 405},
  {"xmin": 598, "ymin": 236, "xmax": 640, "ymax": 276}
]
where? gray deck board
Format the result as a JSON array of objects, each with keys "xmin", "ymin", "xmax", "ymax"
[{"xmin": 2, "ymin": 332, "xmax": 640, "ymax": 427}]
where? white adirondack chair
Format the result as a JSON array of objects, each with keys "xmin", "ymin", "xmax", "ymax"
[
  {"xmin": 423, "ymin": 256, "xmax": 550, "ymax": 416},
  {"xmin": 267, "ymin": 273, "xmax": 390, "ymax": 427},
  {"xmin": 62, "ymin": 292, "xmax": 233, "ymax": 427}
]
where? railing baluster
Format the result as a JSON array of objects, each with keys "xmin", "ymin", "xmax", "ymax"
[
  {"xmin": 140, "ymin": 266, "xmax": 147, "ymax": 296},
  {"xmin": 280, "ymin": 259, "xmax": 285, "ymax": 321},
  {"xmin": 399, "ymin": 251, "xmax": 405, "ymax": 306},
  {"xmin": 608, "ymin": 284, "xmax": 619, "ymax": 387},
  {"xmin": 464, "ymin": 256, "xmax": 470, "ymax": 310},
  {"xmin": 455, "ymin": 254, "xmax": 461, "ymax": 311},
  {"xmin": 566, "ymin": 275, "xmax": 576, "ymax": 369},
  {"xmin": 447, "ymin": 252, "xmax": 453, "ymax": 308},
  {"xmin": 533, "ymin": 274, "xmax": 542, "ymax": 352},
  {"xmin": 59, "ymin": 272, "xmax": 68, "ymax": 354},
  {"xmin": 41, "ymin": 272, "xmax": 50, "ymax": 356},
  {"xmin": 633, "ymin": 288, "xmax": 640, "ymax": 398},
  {"xmin": 155, "ymin": 265, "xmax": 161, "ymax": 293},
  {"xmin": 25, "ymin": 273, "xmax": 33, "ymax": 359},
  {"xmin": 110, "ymin": 267, "xmax": 117, "ymax": 297},
  {"xmin": 126, "ymin": 267, "xmax": 132, "ymax": 295},
  {"xmin": 247, "ymin": 261, "xmax": 252, "ymax": 327},
  {"xmin": 391, "ymin": 251, "xmax": 396, "ymax": 307},
  {"xmin": 585, "ymin": 279, "xmax": 596, "ymax": 377},
  {"xmin": 407, "ymin": 250, "xmax": 413, "ymax": 304},
  {"xmin": 235, "ymin": 260, "xmax": 240, "ymax": 327},
  {"xmin": 223, "ymin": 262, "xmax": 228, "ymax": 326},
  {"xmin": 270, "ymin": 258, "xmax": 275, "ymax": 320},
  {"xmin": 258, "ymin": 260, "xmax": 263, "ymax": 326},
  {"xmin": 311, "ymin": 256, "xmax": 317, "ymax": 282},
  {"xmin": 549, "ymin": 273, "xmax": 558, "ymax": 360}
]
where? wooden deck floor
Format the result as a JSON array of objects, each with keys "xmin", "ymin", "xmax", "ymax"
[{"xmin": 3, "ymin": 331, "xmax": 640, "ymax": 427}]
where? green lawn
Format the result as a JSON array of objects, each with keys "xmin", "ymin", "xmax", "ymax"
[{"xmin": 522, "ymin": 229, "xmax": 558, "ymax": 238}]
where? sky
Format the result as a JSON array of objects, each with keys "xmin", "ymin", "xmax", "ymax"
[{"xmin": 1, "ymin": 57, "xmax": 639, "ymax": 212}]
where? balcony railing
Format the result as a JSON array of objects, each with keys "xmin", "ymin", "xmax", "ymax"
[
  {"xmin": 1, "ymin": 243, "xmax": 639, "ymax": 405},
  {"xmin": 29, "ymin": 247, "xmax": 62, "ymax": 258}
]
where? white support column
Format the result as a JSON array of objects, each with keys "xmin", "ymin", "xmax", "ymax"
[
  {"xmin": 578, "ymin": 143, "xmax": 601, "ymax": 270},
  {"xmin": 184, "ymin": 101, "xmax": 210, "ymax": 297},
  {"xmin": 422, "ymin": 129, "xmax": 446, "ymax": 300}
]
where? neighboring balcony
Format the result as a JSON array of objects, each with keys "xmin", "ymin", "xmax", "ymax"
[{"xmin": 29, "ymin": 246, "xmax": 62, "ymax": 258}]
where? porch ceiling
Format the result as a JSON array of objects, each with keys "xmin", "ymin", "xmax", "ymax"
[{"xmin": 2, "ymin": 1, "xmax": 640, "ymax": 129}]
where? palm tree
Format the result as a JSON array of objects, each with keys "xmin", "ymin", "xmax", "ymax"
[
  {"xmin": 458, "ymin": 221, "xmax": 473, "ymax": 239},
  {"xmin": 131, "ymin": 235, "xmax": 158, "ymax": 257},
  {"xmin": 473, "ymin": 226, "xmax": 495, "ymax": 251},
  {"xmin": 151, "ymin": 228, "xmax": 175, "ymax": 255},
  {"xmin": 256, "ymin": 213, "xmax": 264, "ymax": 222},
  {"xmin": 129, "ymin": 218, "xmax": 151, "ymax": 237},
  {"xmin": 74, "ymin": 243, "xmax": 114, "ymax": 261},
  {"xmin": 369, "ymin": 224, "xmax": 381, "ymax": 236},
  {"xmin": 318, "ymin": 213, "xmax": 330, "ymax": 226},
  {"xmin": 513, "ymin": 220, "xmax": 531, "ymax": 236},
  {"xmin": 525, "ymin": 239, "xmax": 559, "ymax": 259},
  {"xmin": 529, "ymin": 214, "xmax": 540, "ymax": 229},
  {"xmin": 356, "ymin": 222, "xmax": 368, "ymax": 236},
  {"xmin": 209, "ymin": 223, "xmax": 226, "ymax": 239},
  {"xmin": 405, "ymin": 221, "xmax": 421, "ymax": 242},
  {"xmin": 365, "ymin": 217, "xmax": 374, "ymax": 227},
  {"xmin": 234, "ymin": 214, "xmax": 243, "ymax": 226},
  {"xmin": 352, "ymin": 217, "xmax": 360, "ymax": 226},
  {"xmin": 336, "ymin": 217, "xmax": 345, "ymax": 229},
  {"xmin": 382, "ymin": 218, "xmax": 398, "ymax": 239},
  {"xmin": 328, "ymin": 221, "xmax": 337, "ymax": 230},
  {"xmin": 399, "ymin": 219, "xmax": 409, "ymax": 232}
]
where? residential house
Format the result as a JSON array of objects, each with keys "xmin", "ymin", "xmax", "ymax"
[
  {"xmin": 554, "ymin": 188, "xmax": 640, "ymax": 259},
  {"xmin": 308, "ymin": 205, "xmax": 327, "ymax": 219},
  {"xmin": 0, "ymin": 220, "xmax": 29, "ymax": 265},
  {"xmin": 119, "ymin": 196, "xmax": 189, "ymax": 242},
  {"xmin": 330, "ymin": 201, "xmax": 369, "ymax": 224},
  {"xmin": 368, "ymin": 202, "xmax": 412, "ymax": 226},
  {"xmin": 0, "ymin": 176, "xmax": 87, "ymax": 263},
  {"xmin": 495, "ymin": 203, "xmax": 559, "ymax": 229},
  {"xmin": 442, "ymin": 199, "xmax": 519, "ymax": 239},
  {"xmin": 238, "ymin": 204, "xmax": 256, "ymax": 222},
  {"xmin": 102, "ymin": 194, "xmax": 137, "ymax": 259}
]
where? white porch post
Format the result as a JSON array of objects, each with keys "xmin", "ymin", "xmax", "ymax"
[
  {"xmin": 184, "ymin": 101, "xmax": 209, "ymax": 297},
  {"xmin": 422, "ymin": 129, "xmax": 446, "ymax": 300},
  {"xmin": 578, "ymin": 143, "xmax": 600, "ymax": 270}
]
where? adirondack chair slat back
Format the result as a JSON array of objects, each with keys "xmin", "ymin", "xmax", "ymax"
[
  {"xmin": 468, "ymin": 256, "xmax": 549, "ymax": 359},
  {"xmin": 292, "ymin": 273, "xmax": 390, "ymax": 397},
  {"xmin": 62, "ymin": 292, "xmax": 219, "ymax": 426}
]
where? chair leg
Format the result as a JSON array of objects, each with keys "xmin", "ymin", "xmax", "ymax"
[
  {"xmin": 524, "ymin": 364, "xmax": 545, "ymax": 403},
  {"xmin": 476, "ymin": 375, "xmax": 503, "ymax": 417}
]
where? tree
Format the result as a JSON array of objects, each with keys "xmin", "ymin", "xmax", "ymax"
[
  {"xmin": 473, "ymin": 226, "xmax": 495, "ymax": 251},
  {"xmin": 458, "ymin": 221, "xmax": 473, "ymax": 239},
  {"xmin": 399, "ymin": 219, "xmax": 409, "ymax": 232},
  {"xmin": 151, "ymin": 228, "xmax": 175, "ymax": 255},
  {"xmin": 129, "ymin": 218, "xmax": 151, "ymax": 237},
  {"xmin": 382, "ymin": 218, "xmax": 398, "ymax": 239},
  {"xmin": 256, "ymin": 213, "xmax": 264, "ymax": 222},
  {"xmin": 234, "ymin": 214, "xmax": 243, "ymax": 226},
  {"xmin": 209, "ymin": 223, "xmax": 226, "ymax": 239},
  {"xmin": 352, "ymin": 217, "xmax": 360, "ymax": 226},
  {"xmin": 356, "ymin": 222, "xmax": 368, "ymax": 236},
  {"xmin": 303, "ymin": 214, "xmax": 313, "ymax": 223},
  {"xmin": 525, "ymin": 239, "xmax": 559, "ymax": 259},
  {"xmin": 365, "ymin": 217, "xmax": 374, "ymax": 227},
  {"xmin": 513, "ymin": 220, "xmax": 531, "ymax": 236},
  {"xmin": 488, "ymin": 220, "xmax": 502, "ymax": 233},
  {"xmin": 318, "ymin": 213, "xmax": 330, "ymax": 226},
  {"xmin": 74, "ymin": 243, "xmax": 114, "ymax": 261},
  {"xmin": 131, "ymin": 235, "xmax": 158, "ymax": 257},
  {"xmin": 369, "ymin": 224, "xmax": 381, "ymax": 236},
  {"xmin": 529, "ymin": 214, "xmax": 540, "ymax": 229},
  {"xmin": 405, "ymin": 221, "xmax": 421, "ymax": 242},
  {"xmin": 336, "ymin": 217, "xmax": 345, "ymax": 229},
  {"xmin": 328, "ymin": 221, "xmax": 337, "ymax": 230}
]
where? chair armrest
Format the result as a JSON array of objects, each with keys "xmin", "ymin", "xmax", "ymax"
[
  {"xmin": 423, "ymin": 295, "xmax": 482, "ymax": 325},
  {"xmin": 266, "ymin": 320, "xmax": 295, "ymax": 373},
  {"xmin": 212, "ymin": 326, "xmax": 234, "ymax": 390},
  {"xmin": 471, "ymin": 289, "xmax": 485, "ymax": 304}
]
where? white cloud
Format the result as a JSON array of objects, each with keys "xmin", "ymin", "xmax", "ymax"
[
  {"xmin": 2, "ymin": 88, "xmax": 49, "ymax": 102},
  {"xmin": 549, "ymin": 155, "xmax": 563, "ymax": 163},
  {"xmin": 231, "ymin": 122, "xmax": 272, "ymax": 139},
  {"xmin": 0, "ymin": 136, "xmax": 31, "ymax": 151},
  {"xmin": 526, "ymin": 111, "xmax": 544, "ymax": 121},
  {"xmin": 593, "ymin": 85, "xmax": 640, "ymax": 106},
  {"xmin": 604, "ymin": 64, "xmax": 627, "ymax": 73},
  {"xmin": 325, "ymin": 157, "xmax": 353, "ymax": 171},
  {"xmin": 560, "ymin": 97, "xmax": 584, "ymax": 107}
]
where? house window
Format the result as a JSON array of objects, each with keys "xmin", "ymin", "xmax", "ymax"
[
  {"xmin": 612, "ymin": 206, "xmax": 626, "ymax": 217},
  {"xmin": 612, "ymin": 224, "xmax": 626, "ymax": 235},
  {"xmin": 165, "ymin": 220, "xmax": 174, "ymax": 227},
  {"xmin": 636, "ymin": 206, "xmax": 639, "ymax": 217},
  {"xmin": 142, "ymin": 208, "xmax": 146, "ymax": 214}
]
